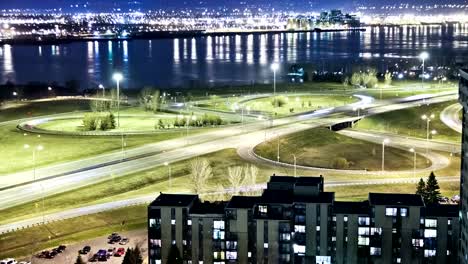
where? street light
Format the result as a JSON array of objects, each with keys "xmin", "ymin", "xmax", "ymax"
[
  {"xmin": 99, "ymin": 84, "xmax": 105, "ymax": 97},
  {"xmin": 164, "ymin": 162, "xmax": 172, "ymax": 191},
  {"xmin": 419, "ymin": 52, "xmax": 429, "ymax": 89},
  {"xmin": 292, "ymin": 154, "xmax": 297, "ymax": 177},
  {"xmin": 382, "ymin": 138, "xmax": 390, "ymax": 172},
  {"xmin": 421, "ymin": 113, "xmax": 435, "ymax": 154},
  {"xmin": 409, "ymin": 148, "xmax": 416, "ymax": 178},
  {"xmin": 24, "ymin": 144, "xmax": 44, "ymax": 181},
  {"xmin": 113, "ymin": 72, "xmax": 123, "ymax": 128},
  {"xmin": 271, "ymin": 63, "xmax": 279, "ymax": 96}
]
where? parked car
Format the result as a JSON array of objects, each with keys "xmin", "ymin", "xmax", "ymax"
[
  {"xmin": 0, "ymin": 259, "xmax": 17, "ymax": 264},
  {"xmin": 96, "ymin": 249, "xmax": 108, "ymax": 261},
  {"xmin": 55, "ymin": 245, "xmax": 67, "ymax": 253},
  {"xmin": 114, "ymin": 248, "xmax": 125, "ymax": 257},
  {"xmin": 108, "ymin": 232, "xmax": 119, "ymax": 239},
  {"xmin": 119, "ymin": 237, "xmax": 129, "ymax": 245},
  {"xmin": 108, "ymin": 235, "xmax": 122, "ymax": 244},
  {"xmin": 36, "ymin": 251, "xmax": 49, "ymax": 258},
  {"xmin": 46, "ymin": 250, "xmax": 57, "ymax": 259},
  {"xmin": 88, "ymin": 254, "xmax": 98, "ymax": 262},
  {"xmin": 79, "ymin": 245, "xmax": 91, "ymax": 254}
]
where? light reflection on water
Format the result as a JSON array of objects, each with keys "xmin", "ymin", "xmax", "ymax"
[{"xmin": 0, "ymin": 25, "xmax": 467, "ymax": 88}]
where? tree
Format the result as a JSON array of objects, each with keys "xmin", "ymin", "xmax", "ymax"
[
  {"xmin": 189, "ymin": 158, "xmax": 213, "ymax": 194},
  {"xmin": 167, "ymin": 245, "xmax": 183, "ymax": 264},
  {"xmin": 228, "ymin": 166, "xmax": 244, "ymax": 195},
  {"xmin": 416, "ymin": 178, "xmax": 427, "ymax": 201},
  {"xmin": 122, "ymin": 248, "xmax": 133, "ymax": 264},
  {"xmin": 384, "ymin": 71, "xmax": 392, "ymax": 87},
  {"xmin": 122, "ymin": 245, "xmax": 143, "ymax": 264},
  {"xmin": 75, "ymin": 255, "xmax": 86, "ymax": 264},
  {"xmin": 425, "ymin": 172, "xmax": 442, "ymax": 205},
  {"xmin": 243, "ymin": 165, "xmax": 259, "ymax": 196},
  {"xmin": 351, "ymin": 72, "xmax": 362, "ymax": 87}
]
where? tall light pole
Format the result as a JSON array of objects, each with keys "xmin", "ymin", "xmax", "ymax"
[
  {"xmin": 164, "ymin": 162, "xmax": 172, "ymax": 191},
  {"xmin": 409, "ymin": 148, "xmax": 416, "ymax": 178},
  {"xmin": 421, "ymin": 113, "xmax": 435, "ymax": 154},
  {"xmin": 113, "ymin": 73, "xmax": 123, "ymax": 128},
  {"xmin": 292, "ymin": 154, "xmax": 297, "ymax": 177},
  {"xmin": 277, "ymin": 133, "xmax": 280, "ymax": 163},
  {"xmin": 271, "ymin": 63, "xmax": 279, "ymax": 97},
  {"xmin": 419, "ymin": 52, "xmax": 429, "ymax": 89},
  {"xmin": 382, "ymin": 138, "xmax": 390, "ymax": 172},
  {"xmin": 24, "ymin": 144, "xmax": 44, "ymax": 181}
]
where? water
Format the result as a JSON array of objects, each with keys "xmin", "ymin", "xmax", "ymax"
[{"xmin": 1, "ymin": 25, "xmax": 468, "ymax": 89}]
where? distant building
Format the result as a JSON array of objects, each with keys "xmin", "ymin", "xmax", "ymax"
[
  {"xmin": 459, "ymin": 69, "xmax": 468, "ymax": 264},
  {"xmin": 148, "ymin": 175, "xmax": 459, "ymax": 264}
]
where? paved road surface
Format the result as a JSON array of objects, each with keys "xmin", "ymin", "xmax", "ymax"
[{"xmin": 440, "ymin": 103, "xmax": 463, "ymax": 134}]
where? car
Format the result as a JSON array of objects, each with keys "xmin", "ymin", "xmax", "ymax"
[
  {"xmin": 108, "ymin": 232, "xmax": 119, "ymax": 239},
  {"xmin": 46, "ymin": 251, "xmax": 57, "ymax": 259},
  {"xmin": 88, "ymin": 254, "xmax": 98, "ymax": 262},
  {"xmin": 0, "ymin": 259, "xmax": 17, "ymax": 264},
  {"xmin": 55, "ymin": 245, "xmax": 67, "ymax": 253},
  {"xmin": 79, "ymin": 245, "xmax": 92, "ymax": 254},
  {"xmin": 108, "ymin": 235, "xmax": 122, "ymax": 244},
  {"xmin": 96, "ymin": 249, "xmax": 108, "ymax": 261},
  {"xmin": 119, "ymin": 237, "xmax": 129, "ymax": 245},
  {"xmin": 36, "ymin": 251, "xmax": 49, "ymax": 258},
  {"xmin": 114, "ymin": 248, "xmax": 125, "ymax": 257}
]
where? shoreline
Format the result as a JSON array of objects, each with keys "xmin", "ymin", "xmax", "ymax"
[{"xmin": 0, "ymin": 27, "xmax": 365, "ymax": 46}]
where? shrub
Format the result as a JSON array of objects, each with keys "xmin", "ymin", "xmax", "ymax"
[
  {"xmin": 331, "ymin": 157, "xmax": 349, "ymax": 169},
  {"xmin": 83, "ymin": 113, "xmax": 98, "ymax": 131},
  {"xmin": 271, "ymin": 96, "xmax": 287, "ymax": 108}
]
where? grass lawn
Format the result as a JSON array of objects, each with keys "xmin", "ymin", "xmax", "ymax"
[
  {"xmin": 243, "ymin": 95, "xmax": 356, "ymax": 117},
  {"xmin": 355, "ymin": 101, "xmax": 461, "ymax": 142},
  {"xmin": 0, "ymin": 100, "xmax": 91, "ymax": 122},
  {"xmin": 330, "ymin": 180, "xmax": 460, "ymax": 201},
  {"xmin": 362, "ymin": 82, "xmax": 456, "ymax": 100},
  {"xmin": 0, "ymin": 124, "xmax": 191, "ymax": 175},
  {"xmin": 254, "ymin": 127, "xmax": 429, "ymax": 171},
  {"xmin": 0, "ymin": 205, "xmax": 147, "ymax": 260}
]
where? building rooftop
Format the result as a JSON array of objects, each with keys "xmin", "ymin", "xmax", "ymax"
[
  {"xmin": 259, "ymin": 189, "xmax": 334, "ymax": 204},
  {"xmin": 149, "ymin": 193, "xmax": 199, "ymax": 207},
  {"xmin": 333, "ymin": 201, "xmax": 370, "ymax": 214},
  {"xmin": 190, "ymin": 201, "xmax": 227, "ymax": 215},
  {"xmin": 425, "ymin": 204, "xmax": 459, "ymax": 218},
  {"xmin": 226, "ymin": 196, "xmax": 261, "ymax": 209},
  {"xmin": 269, "ymin": 175, "xmax": 323, "ymax": 185},
  {"xmin": 369, "ymin": 193, "xmax": 425, "ymax": 207}
]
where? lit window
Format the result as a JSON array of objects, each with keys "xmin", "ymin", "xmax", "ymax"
[
  {"xmin": 332, "ymin": 216, "xmax": 336, "ymax": 222},
  {"xmin": 448, "ymin": 219, "xmax": 452, "ymax": 226},
  {"xmin": 425, "ymin": 219, "xmax": 437, "ymax": 228},
  {"xmin": 155, "ymin": 260, "xmax": 161, "ymax": 264},
  {"xmin": 396, "ymin": 258, "xmax": 401, "ymax": 263},
  {"xmin": 424, "ymin": 229, "xmax": 437, "ymax": 238},
  {"xmin": 171, "ymin": 219, "xmax": 176, "ymax": 225},
  {"xmin": 248, "ymin": 252, "xmax": 252, "ymax": 258},
  {"xmin": 280, "ymin": 233, "xmax": 291, "ymax": 241},
  {"xmin": 293, "ymin": 244, "xmax": 306, "ymax": 254},
  {"xmin": 358, "ymin": 227, "xmax": 370, "ymax": 236},
  {"xmin": 424, "ymin": 249, "xmax": 436, "ymax": 257},
  {"xmin": 259, "ymin": 205, "xmax": 268, "ymax": 214},
  {"xmin": 447, "ymin": 250, "xmax": 451, "ymax": 255},
  {"xmin": 316, "ymin": 226, "xmax": 321, "ymax": 231},
  {"xmin": 214, "ymin": 220, "xmax": 225, "ymax": 229},
  {"xmin": 370, "ymin": 247, "xmax": 381, "ymax": 256},
  {"xmin": 344, "ymin": 216, "xmax": 348, "ymax": 222},
  {"xmin": 172, "ymin": 240, "xmax": 176, "ymax": 245},
  {"xmin": 226, "ymin": 251, "xmax": 237, "ymax": 260},
  {"xmin": 213, "ymin": 230, "xmax": 225, "ymax": 240},
  {"xmin": 187, "ymin": 219, "xmax": 192, "ymax": 225},
  {"xmin": 358, "ymin": 217, "xmax": 370, "ymax": 225},
  {"xmin": 332, "ymin": 236, "xmax": 336, "ymax": 241},
  {"xmin": 295, "ymin": 225, "xmax": 306, "ymax": 233},
  {"xmin": 400, "ymin": 208, "xmax": 408, "ymax": 217},
  {"xmin": 199, "ymin": 262, "xmax": 203, "ymax": 264},
  {"xmin": 412, "ymin": 239, "xmax": 424, "ymax": 247},
  {"xmin": 151, "ymin": 239, "xmax": 161, "ymax": 247},
  {"xmin": 371, "ymin": 228, "xmax": 382, "ymax": 235},
  {"xmin": 264, "ymin": 243, "xmax": 269, "ymax": 249},
  {"xmin": 385, "ymin": 207, "xmax": 397, "ymax": 216},
  {"xmin": 213, "ymin": 251, "xmax": 225, "ymax": 259},
  {"xmin": 358, "ymin": 236, "xmax": 369, "ymax": 245}
]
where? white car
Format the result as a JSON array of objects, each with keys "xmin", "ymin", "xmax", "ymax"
[{"xmin": 0, "ymin": 259, "xmax": 17, "ymax": 264}]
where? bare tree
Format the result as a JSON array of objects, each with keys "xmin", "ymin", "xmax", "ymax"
[
  {"xmin": 228, "ymin": 166, "xmax": 244, "ymax": 195},
  {"xmin": 189, "ymin": 158, "xmax": 213, "ymax": 194},
  {"xmin": 243, "ymin": 165, "xmax": 259, "ymax": 196}
]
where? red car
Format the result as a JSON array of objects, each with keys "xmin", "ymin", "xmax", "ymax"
[{"xmin": 114, "ymin": 248, "xmax": 125, "ymax": 257}]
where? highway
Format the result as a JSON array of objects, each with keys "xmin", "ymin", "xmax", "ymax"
[
  {"xmin": 0, "ymin": 91, "xmax": 459, "ymax": 231},
  {"xmin": 440, "ymin": 103, "xmax": 463, "ymax": 134}
]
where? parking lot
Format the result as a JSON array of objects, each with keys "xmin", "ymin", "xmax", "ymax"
[{"xmin": 29, "ymin": 229, "xmax": 147, "ymax": 264}]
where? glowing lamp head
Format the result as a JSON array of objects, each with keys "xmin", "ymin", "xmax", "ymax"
[
  {"xmin": 383, "ymin": 138, "xmax": 390, "ymax": 144},
  {"xmin": 271, "ymin": 63, "xmax": 279, "ymax": 71},
  {"xmin": 419, "ymin": 52, "xmax": 429, "ymax": 61},
  {"xmin": 99, "ymin": 84, "xmax": 104, "ymax": 89},
  {"xmin": 113, "ymin": 73, "xmax": 123, "ymax": 82}
]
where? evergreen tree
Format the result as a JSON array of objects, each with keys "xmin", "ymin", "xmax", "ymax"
[
  {"xmin": 425, "ymin": 172, "xmax": 442, "ymax": 205},
  {"xmin": 416, "ymin": 178, "xmax": 426, "ymax": 201},
  {"xmin": 132, "ymin": 245, "xmax": 143, "ymax": 264},
  {"xmin": 122, "ymin": 248, "xmax": 134, "ymax": 264},
  {"xmin": 75, "ymin": 255, "xmax": 86, "ymax": 264},
  {"xmin": 167, "ymin": 245, "xmax": 183, "ymax": 264}
]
